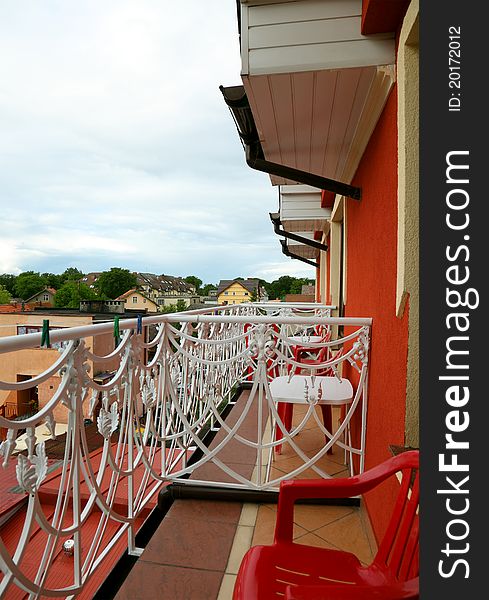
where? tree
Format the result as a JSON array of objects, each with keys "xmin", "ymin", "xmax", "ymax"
[
  {"xmin": 0, "ymin": 273, "xmax": 16, "ymax": 295},
  {"xmin": 14, "ymin": 271, "xmax": 48, "ymax": 300},
  {"xmin": 0, "ymin": 284, "xmax": 12, "ymax": 304},
  {"xmin": 162, "ymin": 299, "xmax": 188, "ymax": 314},
  {"xmin": 42, "ymin": 272, "xmax": 63, "ymax": 289},
  {"xmin": 266, "ymin": 276, "xmax": 294, "ymax": 300},
  {"xmin": 290, "ymin": 277, "xmax": 314, "ymax": 294},
  {"xmin": 201, "ymin": 283, "xmax": 217, "ymax": 296},
  {"xmin": 263, "ymin": 276, "xmax": 314, "ymax": 300},
  {"xmin": 96, "ymin": 268, "xmax": 137, "ymax": 300},
  {"xmin": 54, "ymin": 282, "xmax": 97, "ymax": 309},
  {"xmin": 61, "ymin": 267, "xmax": 84, "ymax": 283},
  {"xmin": 176, "ymin": 299, "xmax": 187, "ymax": 313},
  {"xmin": 161, "ymin": 304, "xmax": 177, "ymax": 314},
  {"xmin": 184, "ymin": 275, "xmax": 202, "ymax": 292}
]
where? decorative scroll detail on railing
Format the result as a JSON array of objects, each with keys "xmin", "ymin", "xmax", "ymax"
[
  {"xmin": 247, "ymin": 324, "xmax": 276, "ymax": 362},
  {"xmin": 44, "ymin": 413, "xmax": 56, "ymax": 439},
  {"xmin": 0, "ymin": 431, "xmax": 16, "ymax": 468},
  {"xmin": 97, "ymin": 402, "xmax": 119, "ymax": 439},
  {"xmin": 352, "ymin": 327, "xmax": 370, "ymax": 365},
  {"xmin": 0, "ymin": 302, "xmax": 369, "ymax": 598},
  {"xmin": 16, "ymin": 443, "xmax": 48, "ymax": 495}
]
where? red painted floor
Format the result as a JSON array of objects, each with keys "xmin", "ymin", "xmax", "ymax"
[{"xmin": 0, "ymin": 441, "xmax": 174, "ymax": 599}]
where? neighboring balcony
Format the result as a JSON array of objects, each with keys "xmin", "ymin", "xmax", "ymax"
[
  {"xmin": 237, "ymin": 0, "xmax": 396, "ymax": 186},
  {"xmin": 0, "ymin": 303, "xmax": 372, "ymax": 598}
]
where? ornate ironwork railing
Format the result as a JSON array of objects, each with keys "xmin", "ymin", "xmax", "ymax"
[{"xmin": 0, "ymin": 303, "xmax": 371, "ymax": 598}]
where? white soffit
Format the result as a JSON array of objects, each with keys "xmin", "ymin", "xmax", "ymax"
[
  {"xmin": 279, "ymin": 185, "xmax": 331, "ymax": 232},
  {"xmin": 240, "ymin": 0, "xmax": 396, "ymax": 185},
  {"xmin": 284, "ymin": 236, "xmax": 319, "ymax": 260},
  {"xmin": 287, "ymin": 231, "xmax": 315, "ymax": 246}
]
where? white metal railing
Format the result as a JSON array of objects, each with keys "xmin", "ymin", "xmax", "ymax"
[{"xmin": 0, "ymin": 302, "xmax": 370, "ymax": 598}]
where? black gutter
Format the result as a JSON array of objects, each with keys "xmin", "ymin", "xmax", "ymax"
[
  {"xmin": 270, "ymin": 212, "xmax": 328, "ymax": 252},
  {"xmin": 159, "ymin": 481, "xmax": 359, "ymax": 508},
  {"xmin": 247, "ymin": 145, "xmax": 361, "ymax": 200},
  {"xmin": 219, "ymin": 85, "xmax": 361, "ymax": 201},
  {"xmin": 280, "ymin": 240, "xmax": 319, "ymax": 269}
]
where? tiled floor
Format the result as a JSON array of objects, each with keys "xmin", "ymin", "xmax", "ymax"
[
  {"xmin": 217, "ymin": 500, "xmax": 375, "ymax": 599},
  {"xmin": 216, "ymin": 413, "xmax": 376, "ymax": 599},
  {"xmin": 115, "ymin": 394, "xmax": 376, "ymax": 600}
]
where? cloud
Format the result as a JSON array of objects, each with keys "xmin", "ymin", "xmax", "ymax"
[{"xmin": 0, "ymin": 1, "xmax": 314, "ymax": 284}]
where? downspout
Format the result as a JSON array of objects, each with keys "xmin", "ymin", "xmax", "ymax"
[
  {"xmin": 270, "ymin": 212, "xmax": 328, "ymax": 252},
  {"xmin": 280, "ymin": 240, "xmax": 319, "ymax": 268}
]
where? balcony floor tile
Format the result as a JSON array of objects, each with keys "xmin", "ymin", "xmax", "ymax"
[
  {"xmin": 114, "ymin": 388, "xmax": 376, "ymax": 600},
  {"xmin": 114, "ymin": 561, "xmax": 223, "ymax": 600},
  {"xmin": 140, "ymin": 511, "xmax": 237, "ymax": 572}
]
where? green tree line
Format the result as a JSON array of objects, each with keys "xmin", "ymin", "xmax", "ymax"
[
  {"xmin": 0, "ymin": 267, "xmax": 138, "ymax": 308},
  {"xmin": 1, "ymin": 269, "xmax": 314, "ymax": 308},
  {"xmin": 183, "ymin": 275, "xmax": 314, "ymax": 300}
]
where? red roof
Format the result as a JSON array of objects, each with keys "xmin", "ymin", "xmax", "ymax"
[
  {"xmin": 0, "ymin": 442, "xmax": 187, "ymax": 598},
  {"xmin": 0, "ymin": 460, "xmax": 29, "ymax": 520},
  {"xmin": 0, "ymin": 303, "xmax": 35, "ymax": 313},
  {"xmin": 115, "ymin": 288, "xmax": 138, "ymax": 300}
]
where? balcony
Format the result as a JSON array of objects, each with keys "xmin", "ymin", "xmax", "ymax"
[
  {"xmin": 0, "ymin": 302, "xmax": 375, "ymax": 598},
  {"xmin": 237, "ymin": 0, "xmax": 396, "ymax": 187}
]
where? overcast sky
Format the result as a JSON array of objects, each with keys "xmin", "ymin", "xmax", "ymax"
[{"xmin": 0, "ymin": 0, "xmax": 315, "ymax": 285}]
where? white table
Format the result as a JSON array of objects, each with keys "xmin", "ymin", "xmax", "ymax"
[
  {"xmin": 269, "ymin": 375, "xmax": 353, "ymax": 406},
  {"xmin": 269, "ymin": 375, "xmax": 358, "ymax": 470},
  {"xmin": 287, "ymin": 335, "xmax": 323, "ymax": 345}
]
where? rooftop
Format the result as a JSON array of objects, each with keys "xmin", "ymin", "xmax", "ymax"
[{"xmin": 216, "ymin": 278, "xmax": 262, "ymax": 295}]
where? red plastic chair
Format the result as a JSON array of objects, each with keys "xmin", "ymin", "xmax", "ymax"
[
  {"xmin": 283, "ymin": 580, "xmax": 419, "ymax": 599},
  {"xmin": 289, "ymin": 329, "xmax": 332, "ymax": 365},
  {"xmin": 233, "ymin": 451, "xmax": 419, "ymax": 600},
  {"xmin": 276, "ymin": 343, "xmax": 344, "ymax": 455}
]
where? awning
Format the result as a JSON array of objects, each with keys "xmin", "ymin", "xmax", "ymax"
[
  {"xmin": 220, "ymin": 85, "xmax": 361, "ymax": 200},
  {"xmin": 236, "ymin": 0, "xmax": 395, "ymax": 187}
]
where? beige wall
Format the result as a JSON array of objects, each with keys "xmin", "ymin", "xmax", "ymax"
[
  {"xmin": 122, "ymin": 291, "xmax": 158, "ymax": 312},
  {"xmin": 158, "ymin": 295, "xmax": 193, "ymax": 308},
  {"xmin": 218, "ymin": 282, "xmax": 253, "ymax": 305},
  {"xmin": 0, "ymin": 314, "xmax": 114, "ymax": 423},
  {"xmin": 397, "ymin": 0, "xmax": 419, "ymax": 447}
]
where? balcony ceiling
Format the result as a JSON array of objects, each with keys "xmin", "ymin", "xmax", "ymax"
[
  {"xmin": 284, "ymin": 232, "xmax": 319, "ymax": 260},
  {"xmin": 239, "ymin": 0, "xmax": 396, "ymax": 186},
  {"xmin": 279, "ymin": 185, "xmax": 330, "ymax": 233}
]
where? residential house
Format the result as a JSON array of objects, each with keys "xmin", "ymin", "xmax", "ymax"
[
  {"xmin": 216, "ymin": 278, "xmax": 266, "ymax": 305},
  {"xmin": 115, "ymin": 289, "xmax": 159, "ymax": 313},
  {"xmin": 0, "ymin": 306, "xmax": 147, "ymax": 427},
  {"xmin": 80, "ymin": 272, "xmax": 199, "ymax": 309},
  {"xmin": 24, "ymin": 287, "xmax": 57, "ymax": 307},
  {"xmin": 200, "ymin": 287, "xmax": 218, "ymax": 306},
  {"xmin": 221, "ymin": 0, "xmax": 419, "ymax": 546},
  {"xmin": 79, "ymin": 272, "xmax": 102, "ymax": 290},
  {"xmin": 135, "ymin": 273, "xmax": 199, "ymax": 309}
]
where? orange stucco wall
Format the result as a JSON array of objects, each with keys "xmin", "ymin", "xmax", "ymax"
[
  {"xmin": 0, "ymin": 314, "xmax": 120, "ymax": 424},
  {"xmin": 345, "ymin": 86, "xmax": 410, "ymax": 542}
]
